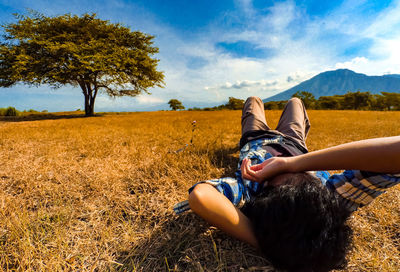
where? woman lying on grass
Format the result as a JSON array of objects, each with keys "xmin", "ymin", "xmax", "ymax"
[{"xmin": 174, "ymin": 96, "xmax": 400, "ymax": 272}]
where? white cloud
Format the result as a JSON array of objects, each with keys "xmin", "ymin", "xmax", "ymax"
[
  {"xmin": 333, "ymin": 37, "xmax": 400, "ymax": 76},
  {"xmin": 362, "ymin": 0, "xmax": 400, "ymax": 39},
  {"xmin": 335, "ymin": 56, "xmax": 369, "ymax": 70},
  {"xmin": 94, "ymin": 94, "xmax": 167, "ymax": 112},
  {"xmin": 202, "ymin": 70, "xmax": 313, "ymax": 102},
  {"xmin": 216, "ymin": 79, "xmax": 277, "ymax": 90},
  {"xmin": 210, "ymin": 79, "xmax": 277, "ymax": 90},
  {"xmin": 267, "ymin": 1, "xmax": 297, "ymax": 32},
  {"xmin": 318, "ymin": 0, "xmax": 400, "ymax": 76},
  {"xmin": 135, "ymin": 95, "xmax": 165, "ymax": 104}
]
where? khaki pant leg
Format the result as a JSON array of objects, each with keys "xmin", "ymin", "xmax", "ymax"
[
  {"xmin": 241, "ymin": 96, "xmax": 270, "ymax": 136},
  {"xmin": 275, "ymin": 97, "xmax": 310, "ymax": 149}
]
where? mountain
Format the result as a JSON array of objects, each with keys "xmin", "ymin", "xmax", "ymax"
[
  {"xmin": 264, "ymin": 69, "xmax": 400, "ymax": 102},
  {"xmin": 383, "ymin": 74, "xmax": 400, "ymax": 79}
]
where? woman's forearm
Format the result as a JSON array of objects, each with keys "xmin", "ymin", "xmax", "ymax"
[
  {"xmin": 287, "ymin": 136, "xmax": 400, "ymax": 173},
  {"xmin": 189, "ymin": 183, "xmax": 258, "ymax": 248}
]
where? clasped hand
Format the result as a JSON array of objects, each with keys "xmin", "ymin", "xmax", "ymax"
[{"xmin": 240, "ymin": 157, "xmax": 289, "ymax": 183}]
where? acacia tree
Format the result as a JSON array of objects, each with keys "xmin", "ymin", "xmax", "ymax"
[
  {"xmin": 292, "ymin": 91, "xmax": 316, "ymax": 109},
  {"xmin": 226, "ymin": 97, "xmax": 244, "ymax": 110},
  {"xmin": 380, "ymin": 92, "xmax": 400, "ymax": 110},
  {"xmin": 0, "ymin": 12, "xmax": 164, "ymax": 116},
  {"xmin": 168, "ymin": 99, "xmax": 184, "ymax": 111},
  {"xmin": 343, "ymin": 91, "xmax": 372, "ymax": 110}
]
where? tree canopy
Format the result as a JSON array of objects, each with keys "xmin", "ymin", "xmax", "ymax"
[
  {"xmin": 292, "ymin": 91, "xmax": 316, "ymax": 109},
  {"xmin": 0, "ymin": 12, "xmax": 164, "ymax": 115},
  {"xmin": 267, "ymin": 91, "xmax": 400, "ymax": 111},
  {"xmin": 168, "ymin": 99, "xmax": 185, "ymax": 111},
  {"xmin": 226, "ymin": 97, "xmax": 245, "ymax": 110}
]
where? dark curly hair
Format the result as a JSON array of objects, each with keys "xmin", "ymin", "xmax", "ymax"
[{"xmin": 242, "ymin": 173, "xmax": 353, "ymax": 272}]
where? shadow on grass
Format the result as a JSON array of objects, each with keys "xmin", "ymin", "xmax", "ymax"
[
  {"xmin": 0, "ymin": 113, "xmax": 104, "ymax": 122},
  {"xmin": 116, "ymin": 213, "xmax": 272, "ymax": 271},
  {"xmin": 206, "ymin": 144, "xmax": 240, "ymax": 177},
  {"xmin": 116, "ymin": 213, "xmax": 208, "ymax": 271}
]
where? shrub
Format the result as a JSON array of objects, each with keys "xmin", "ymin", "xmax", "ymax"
[{"xmin": 5, "ymin": 106, "xmax": 18, "ymax": 116}]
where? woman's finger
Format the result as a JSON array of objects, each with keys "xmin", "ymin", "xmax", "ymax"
[
  {"xmin": 246, "ymin": 164, "xmax": 262, "ymax": 183},
  {"xmin": 241, "ymin": 159, "xmax": 252, "ymax": 179},
  {"xmin": 242, "ymin": 158, "xmax": 262, "ymax": 183},
  {"xmin": 250, "ymin": 163, "xmax": 263, "ymax": 171}
]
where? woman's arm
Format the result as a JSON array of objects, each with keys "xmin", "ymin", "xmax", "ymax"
[
  {"xmin": 189, "ymin": 183, "xmax": 258, "ymax": 248},
  {"xmin": 242, "ymin": 136, "xmax": 400, "ymax": 183}
]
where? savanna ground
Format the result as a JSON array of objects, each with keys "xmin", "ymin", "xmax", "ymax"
[{"xmin": 0, "ymin": 109, "xmax": 399, "ymax": 271}]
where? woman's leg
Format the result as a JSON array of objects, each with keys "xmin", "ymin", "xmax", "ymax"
[
  {"xmin": 275, "ymin": 97, "xmax": 310, "ymax": 149},
  {"xmin": 241, "ymin": 96, "xmax": 270, "ymax": 136}
]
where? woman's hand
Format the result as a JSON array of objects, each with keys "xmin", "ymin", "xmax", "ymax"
[
  {"xmin": 241, "ymin": 136, "xmax": 400, "ymax": 183},
  {"xmin": 241, "ymin": 157, "xmax": 290, "ymax": 183}
]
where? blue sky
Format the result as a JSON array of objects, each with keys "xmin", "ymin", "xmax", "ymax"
[{"xmin": 1, "ymin": 0, "xmax": 400, "ymax": 112}]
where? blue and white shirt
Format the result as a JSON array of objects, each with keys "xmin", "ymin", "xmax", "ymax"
[{"xmin": 174, "ymin": 137, "xmax": 400, "ymax": 214}]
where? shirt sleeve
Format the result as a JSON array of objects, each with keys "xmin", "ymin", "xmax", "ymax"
[
  {"xmin": 173, "ymin": 177, "xmax": 250, "ymax": 215},
  {"xmin": 173, "ymin": 138, "xmax": 278, "ymax": 215},
  {"xmin": 326, "ymin": 170, "xmax": 400, "ymax": 212}
]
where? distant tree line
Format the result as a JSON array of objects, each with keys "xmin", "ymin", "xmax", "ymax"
[
  {"xmin": 265, "ymin": 91, "xmax": 400, "ymax": 111},
  {"xmin": 186, "ymin": 91, "xmax": 400, "ymax": 111},
  {"xmin": 0, "ymin": 107, "xmax": 49, "ymax": 116},
  {"xmin": 188, "ymin": 97, "xmax": 245, "ymax": 111}
]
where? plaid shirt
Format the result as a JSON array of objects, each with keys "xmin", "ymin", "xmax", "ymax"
[
  {"xmin": 326, "ymin": 170, "xmax": 400, "ymax": 212},
  {"xmin": 174, "ymin": 137, "xmax": 400, "ymax": 214}
]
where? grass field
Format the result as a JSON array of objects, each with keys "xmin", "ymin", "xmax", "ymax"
[{"xmin": 0, "ymin": 110, "xmax": 399, "ymax": 271}]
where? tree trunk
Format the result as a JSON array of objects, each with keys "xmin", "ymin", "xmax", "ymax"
[
  {"xmin": 84, "ymin": 93, "xmax": 89, "ymax": 115},
  {"xmin": 83, "ymin": 92, "xmax": 94, "ymax": 116},
  {"xmin": 80, "ymin": 79, "xmax": 97, "ymax": 116},
  {"xmin": 85, "ymin": 96, "xmax": 95, "ymax": 116}
]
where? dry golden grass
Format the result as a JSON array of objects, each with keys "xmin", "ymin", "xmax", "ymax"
[{"xmin": 0, "ymin": 110, "xmax": 399, "ymax": 271}]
